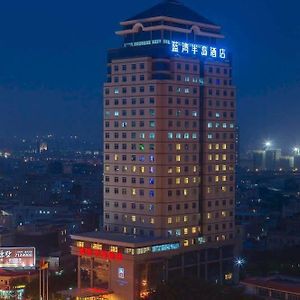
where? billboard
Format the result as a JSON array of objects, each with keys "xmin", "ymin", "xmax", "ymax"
[{"xmin": 0, "ymin": 247, "xmax": 36, "ymax": 269}]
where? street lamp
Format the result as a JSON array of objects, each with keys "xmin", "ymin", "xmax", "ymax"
[{"xmin": 234, "ymin": 257, "xmax": 245, "ymax": 268}]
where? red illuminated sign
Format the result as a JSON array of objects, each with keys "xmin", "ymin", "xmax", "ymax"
[
  {"xmin": 0, "ymin": 247, "xmax": 36, "ymax": 269},
  {"xmin": 79, "ymin": 248, "xmax": 123, "ymax": 261}
]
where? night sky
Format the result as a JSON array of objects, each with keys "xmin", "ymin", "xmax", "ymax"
[{"xmin": 0, "ymin": 0, "xmax": 299, "ymax": 150}]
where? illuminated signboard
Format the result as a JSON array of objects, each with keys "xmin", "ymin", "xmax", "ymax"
[
  {"xmin": 171, "ymin": 41, "xmax": 226, "ymax": 59},
  {"xmin": 152, "ymin": 242, "xmax": 180, "ymax": 253},
  {"xmin": 118, "ymin": 267, "xmax": 125, "ymax": 279},
  {"xmin": 79, "ymin": 248, "xmax": 123, "ymax": 261},
  {"xmin": 0, "ymin": 247, "xmax": 36, "ymax": 269}
]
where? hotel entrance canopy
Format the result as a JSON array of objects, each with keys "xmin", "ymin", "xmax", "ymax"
[{"xmin": 58, "ymin": 287, "xmax": 113, "ymax": 300}]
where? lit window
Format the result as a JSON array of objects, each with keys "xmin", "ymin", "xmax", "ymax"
[
  {"xmin": 76, "ymin": 241, "xmax": 84, "ymax": 248},
  {"xmin": 222, "ymin": 211, "xmax": 226, "ymax": 217},
  {"xmin": 114, "ymin": 88, "xmax": 119, "ymax": 94},
  {"xmin": 149, "ymin": 133, "xmax": 155, "ymax": 139},
  {"xmin": 215, "ymin": 154, "xmax": 220, "ymax": 161},
  {"xmin": 91, "ymin": 243, "xmax": 102, "ymax": 250},
  {"xmin": 183, "ymin": 240, "xmax": 189, "ymax": 246},
  {"xmin": 207, "ymin": 213, "xmax": 211, "ymax": 219},
  {"xmin": 168, "ymin": 167, "xmax": 173, "ymax": 174},
  {"xmin": 215, "ymin": 144, "xmax": 220, "ymax": 150},
  {"xmin": 176, "ymin": 155, "xmax": 181, "ymax": 162},
  {"xmin": 208, "ymin": 144, "xmax": 213, "ymax": 150},
  {"xmin": 183, "ymin": 216, "xmax": 188, "ymax": 222},
  {"xmin": 222, "ymin": 186, "xmax": 227, "ymax": 192},
  {"xmin": 132, "ymin": 189, "xmax": 136, "ymax": 196},
  {"xmin": 183, "ymin": 189, "xmax": 188, "ymax": 196},
  {"xmin": 184, "ymin": 177, "xmax": 189, "ymax": 184},
  {"xmin": 183, "ymin": 228, "xmax": 188, "ymax": 235},
  {"xmin": 222, "ymin": 144, "xmax": 227, "ymax": 150},
  {"xmin": 176, "ymin": 167, "xmax": 181, "ymax": 173},
  {"xmin": 215, "ymin": 176, "xmax": 219, "ymax": 182},
  {"xmin": 168, "ymin": 132, "xmax": 173, "ymax": 139},
  {"xmin": 215, "ymin": 165, "xmax": 220, "ymax": 171},
  {"xmin": 176, "ymin": 144, "xmax": 181, "ymax": 150},
  {"xmin": 131, "ymin": 216, "xmax": 136, "ymax": 222},
  {"xmin": 222, "ymin": 154, "xmax": 227, "ymax": 160},
  {"xmin": 208, "ymin": 122, "xmax": 213, "ymax": 128},
  {"xmin": 110, "ymin": 246, "xmax": 118, "ymax": 252},
  {"xmin": 222, "ymin": 176, "xmax": 227, "ymax": 182},
  {"xmin": 208, "ymin": 154, "xmax": 213, "ymax": 161},
  {"xmin": 176, "ymin": 178, "xmax": 181, "ymax": 184},
  {"xmin": 222, "ymin": 165, "xmax": 227, "ymax": 171},
  {"xmin": 167, "ymin": 217, "xmax": 172, "ymax": 224}
]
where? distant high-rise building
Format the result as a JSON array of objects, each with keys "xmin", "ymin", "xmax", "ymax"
[
  {"xmin": 265, "ymin": 149, "xmax": 281, "ymax": 171},
  {"xmin": 252, "ymin": 150, "xmax": 265, "ymax": 171},
  {"xmin": 70, "ymin": 1, "xmax": 237, "ymax": 299}
]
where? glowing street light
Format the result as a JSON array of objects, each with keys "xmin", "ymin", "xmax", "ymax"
[{"xmin": 234, "ymin": 257, "xmax": 245, "ymax": 268}]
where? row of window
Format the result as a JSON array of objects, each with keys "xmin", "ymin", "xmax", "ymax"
[
  {"xmin": 207, "ymin": 210, "xmax": 233, "ymax": 219},
  {"xmin": 105, "ymin": 165, "xmax": 198, "ymax": 173},
  {"xmin": 113, "ymin": 74, "xmax": 146, "ymax": 83},
  {"xmin": 208, "ymin": 199, "xmax": 234, "ymax": 207},
  {"xmin": 105, "ymin": 97, "xmax": 155, "ymax": 106},
  {"xmin": 105, "ymin": 85, "xmax": 155, "ymax": 95},
  {"xmin": 207, "ymin": 89, "xmax": 235, "ymax": 97},
  {"xmin": 105, "ymin": 176, "xmax": 198, "ymax": 185},
  {"xmin": 208, "ymin": 111, "xmax": 234, "ymax": 118},
  {"xmin": 105, "ymin": 109, "xmax": 155, "ymax": 117},
  {"xmin": 207, "ymin": 186, "xmax": 234, "ymax": 193},
  {"xmin": 206, "ymin": 233, "xmax": 234, "ymax": 243},
  {"xmin": 206, "ymin": 66, "xmax": 231, "ymax": 76},
  {"xmin": 113, "ymin": 62, "xmax": 145, "ymax": 72},
  {"xmin": 207, "ymin": 223, "xmax": 234, "ymax": 231},
  {"xmin": 206, "ymin": 78, "xmax": 233, "ymax": 86},
  {"xmin": 207, "ymin": 99, "xmax": 235, "ymax": 108},
  {"xmin": 207, "ymin": 133, "xmax": 235, "ymax": 140},
  {"xmin": 105, "ymin": 187, "xmax": 195, "ymax": 197},
  {"xmin": 105, "ymin": 132, "xmax": 199, "ymax": 140},
  {"xmin": 105, "ymin": 120, "xmax": 198, "ymax": 129},
  {"xmin": 208, "ymin": 122, "xmax": 234, "ymax": 129},
  {"xmin": 104, "ymin": 201, "xmax": 196, "ymax": 211}
]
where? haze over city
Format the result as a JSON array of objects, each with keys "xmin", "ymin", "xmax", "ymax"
[{"xmin": 0, "ymin": 0, "xmax": 299, "ymax": 150}]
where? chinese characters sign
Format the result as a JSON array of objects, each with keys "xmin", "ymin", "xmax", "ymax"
[
  {"xmin": 171, "ymin": 41, "xmax": 226, "ymax": 59},
  {"xmin": 0, "ymin": 247, "xmax": 36, "ymax": 269},
  {"xmin": 79, "ymin": 247, "xmax": 123, "ymax": 261}
]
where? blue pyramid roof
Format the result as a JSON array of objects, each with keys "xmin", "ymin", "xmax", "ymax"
[{"xmin": 125, "ymin": 0, "xmax": 216, "ymax": 26}]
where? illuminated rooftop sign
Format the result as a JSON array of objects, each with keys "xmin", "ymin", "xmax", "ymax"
[
  {"xmin": 0, "ymin": 247, "xmax": 36, "ymax": 269},
  {"xmin": 152, "ymin": 242, "xmax": 180, "ymax": 253},
  {"xmin": 171, "ymin": 41, "xmax": 226, "ymax": 59}
]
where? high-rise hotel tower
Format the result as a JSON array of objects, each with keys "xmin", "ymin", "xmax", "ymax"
[{"xmin": 71, "ymin": 1, "xmax": 237, "ymax": 299}]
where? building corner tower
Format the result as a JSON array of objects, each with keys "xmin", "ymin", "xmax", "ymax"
[{"xmin": 71, "ymin": 1, "xmax": 237, "ymax": 299}]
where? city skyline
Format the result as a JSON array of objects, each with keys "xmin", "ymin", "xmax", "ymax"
[{"xmin": 0, "ymin": 0, "xmax": 299, "ymax": 149}]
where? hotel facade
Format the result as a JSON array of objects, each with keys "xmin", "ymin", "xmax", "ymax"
[{"xmin": 70, "ymin": 1, "xmax": 237, "ymax": 299}]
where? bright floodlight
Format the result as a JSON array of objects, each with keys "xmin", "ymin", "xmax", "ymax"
[
  {"xmin": 294, "ymin": 147, "xmax": 299, "ymax": 153},
  {"xmin": 265, "ymin": 141, "xmax": 271, "ymax": 147}
]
